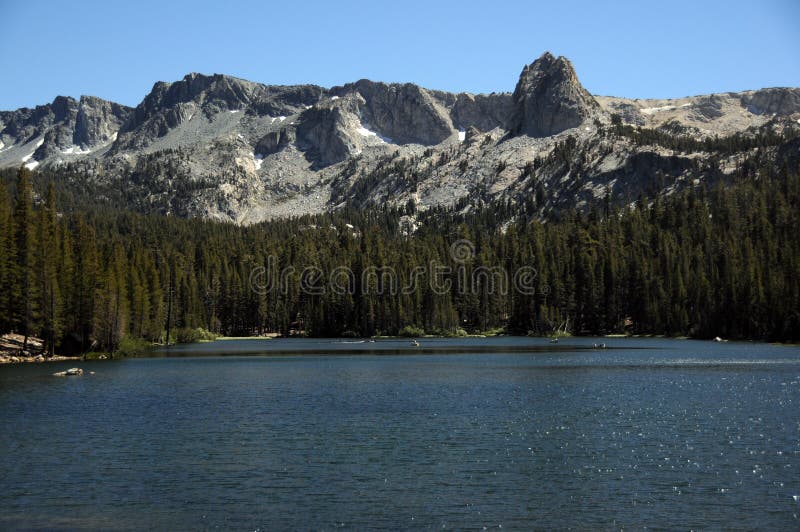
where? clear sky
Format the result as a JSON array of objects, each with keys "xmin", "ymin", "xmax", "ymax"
[{"xmin": 1, "ymin": 0, "xmax": 798, "ymax": 110}]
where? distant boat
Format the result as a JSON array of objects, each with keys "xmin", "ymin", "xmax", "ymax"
[
  {"xmin": 549, "ymin": 338, "xmax": 559, "ymax": 343},
  {"xmin": 411, "ymin": 340, "xmax": 420, "ymax": 347}
]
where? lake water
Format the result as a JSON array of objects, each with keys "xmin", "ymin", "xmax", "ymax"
[{"xmin": 1, "ymin": 337, "xmax": 799, "ymax": 529}]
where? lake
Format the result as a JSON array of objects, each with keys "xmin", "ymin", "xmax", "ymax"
[{"xmin": 1, "ymin": 337, "xmax": 799, "ymax": 529}]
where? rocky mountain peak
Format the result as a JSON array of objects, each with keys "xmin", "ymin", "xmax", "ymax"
[
  {"xmin": 125, "ymin": 73, "xmax": 255, "ymax": 130},
  {"xmin": 111, "ymin": 72, "xmax": 326, "ymax": 152},
  {"xmin": 506, "ymin": 51, "xmax": 599, "ymax": 137},
  {"xmin": 50, "ymin": 95, "xmax": 77, "ymax": 122}
]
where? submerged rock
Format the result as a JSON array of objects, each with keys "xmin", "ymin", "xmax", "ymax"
[{"xmin": 53, "ymin": 367, "xmax": 83, "ymax": 377}]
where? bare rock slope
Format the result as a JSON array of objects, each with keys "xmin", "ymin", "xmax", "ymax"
[{"xmin": 1, "ymin": 52, "xmax": 798, "ymax": 224}]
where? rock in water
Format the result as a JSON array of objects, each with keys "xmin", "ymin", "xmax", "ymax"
[
  {"xmin": 506, "ymin": 51, "xmax": 599, "ymax": 138},
  {"xmin": 54, "ymin": 368, "xmax": 84, "ymax": 377}
]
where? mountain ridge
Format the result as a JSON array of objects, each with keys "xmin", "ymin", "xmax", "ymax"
[{"xmin": 2, "ymin": 52, "xmax": 799, "ymax": 224}]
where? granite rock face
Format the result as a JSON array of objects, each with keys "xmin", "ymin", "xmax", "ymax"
[
  {"xmin": 114, "ymin": 73, "xmax": 324, "ymax": 152},
  {"xmin": 0, "ymin": 96, "xmax": 79, "ymax": 149},
  {"xmin": 0, "ymin": 95, "xmax": 133, "ymax": 164},
  {"xmin": 255, "ymin": 127, "xmax": 296, "ymax": 157},
  {"xmin": 123, "ymin": 73, "xmax": 259, "ymax": 130},
  {"xmin": 296, "ymin": 103, "xmax": 361, "ymax": 167},
  {"xmin": 740, "ymin": 87, "xmax": 800, "ymax": 116},
  {"xmin": 333, "ymin": 80, "xmax": 455, "ymax": 146},
  {"xmin": 689, "ymin": 95, "xmax": 726, "ymax": 121},
  {"xmin": 75, "ymin": 96, "xmax": 131, "ymax": 146},
  {"xmin": 506, "ymin": 52, "xmax": 599, "ymax": 138},
  {"xmin": 449, "ymin": 92, "xmax": 512, "ymax": 132}
]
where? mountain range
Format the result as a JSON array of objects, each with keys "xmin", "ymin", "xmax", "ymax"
[{"xmin": 2, "ymin": 52, "xmax": 799, "ymax": 224}]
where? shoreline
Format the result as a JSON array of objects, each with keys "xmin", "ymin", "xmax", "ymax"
[
  {"xmin": 3, "ymin": 333, "xmax": 795, "ymax": 365},
  {"xmin": 0, "ymin": 333, "xmax": 82, "ymax": 365},
  {"xmin": 0, "ymin": 353, "xmax": 81, "ymax": 365}
]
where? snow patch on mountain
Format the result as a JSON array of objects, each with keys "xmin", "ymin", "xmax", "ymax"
[
  {"xmin": 20, "ymin": 137, "xmax": 45, "ymax": 163},
  {"xmin": 357, "ymin": 123, "xmax": 392, "ymax": 144},
  {"xmin": 640, "ymin": 103, "xmax": 692, "ymax": 115}
]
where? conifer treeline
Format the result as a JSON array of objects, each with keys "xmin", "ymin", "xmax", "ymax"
[{"xmin": 0, "ymin": 162, "xmax": 798, "ymax": 354}]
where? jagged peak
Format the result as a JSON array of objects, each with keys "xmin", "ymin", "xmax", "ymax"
[
  {"xmin": 518, "ymin": 52, "xmax": 582, "ymax": 88},
  {"xmin": 332, "ymin": 78, "xmax": 426, "ymax": 97},
  {"xmin": 180, "ymin": 72, "xmax": 257, "ymax": 86},
  {"xmin": 130, "ymin": 73, "xmax": 259, "ymax": 127},
  {"xmin": 534, "ymin": 50, "xmax": 557, "ymax": 63},
  {"xmin": 51, "ymin": 95, "xmax": 77, "ymax": 106},
  {"xmin": 506, "ymin": 52, "xmax": 598, "ymax": 137}
]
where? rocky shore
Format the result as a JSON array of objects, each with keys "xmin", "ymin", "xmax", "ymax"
[
  {"xmin": 0, "ymin": 353, "xmax": 76, "ymax": 364},
  {"xmin": 0, "ymin": 333, "xmax": 78, "ymax": 364}
]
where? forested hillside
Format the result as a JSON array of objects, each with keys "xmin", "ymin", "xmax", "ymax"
[{"xmin": 1, "ymin": 150, "xmax": 798, "ymax": 356}]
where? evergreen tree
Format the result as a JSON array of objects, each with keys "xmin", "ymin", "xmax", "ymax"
[
  {"xmin": 94, "ymin": 243, "xmax": 128, "ymax": 356},
  {"xmin": 0, "ymin": 180, "xmax": 13, "ymax": 334},
  {"xmin": 73, "ymin": 217, "xmax": 98, "ymax": 352},
  {"xmin": 0, "ymin": 148, "xmax": 798, "ymax": 349},
  {"xmin": 37, "ymin": 182, "xmax": 62, "ymax": 356},
  {"xmin": 12, "ymin": 167, "xmax": 38, "ymax": 351}
]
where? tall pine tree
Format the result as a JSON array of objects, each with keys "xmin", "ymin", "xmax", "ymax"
[
  {"xmin": 12, "ymin": 167, "xmax": 38, "ymax": 351},
  {"xmin": 0, "ymin": 180, "xmax": 13, "ymax": 334},
  {"xmin": 37, "ymin": 182, "xmax": 62, "ymax": 356}
]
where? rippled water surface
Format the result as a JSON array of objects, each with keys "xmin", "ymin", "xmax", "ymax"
[{"xmin": 2, "ymin": 337, "xmax": 799, "ymax": 529}]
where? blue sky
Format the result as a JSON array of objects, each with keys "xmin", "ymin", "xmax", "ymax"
[{"xmin": 1, "ymin": 0, "xmax": 798, "ymax": 110}]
